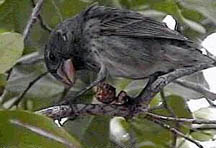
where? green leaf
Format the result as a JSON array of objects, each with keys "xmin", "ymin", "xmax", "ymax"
[
  {"xmin": 191, "ymin": 130, "xmax": 214, "ymax": 142},
  {"xmin": 41, "ymin": 0, "xmax": 90, "ymax": 28},
  {"xmin": 164, "ymin": 95, "xmax": 192, "ymax": 118},
  {"xmin": 150, "ymin": 94, "xmax": 161, "ymax": 107},
  {"xmin": 0, "ymin": 110, "xmax": 81, "ymax": 148},
  {"xmin": 130, "ymin": 0, "xmax": 181, "ymax": 17},
  {"xmin": 0, "ymin": 0, "xmax": 31, "ymax": 32},
  {"xmin": 64, "ymin": 116, "xmax": 112, "ymax": 148},
  {"xmin": 0, "ymin": 0, "xmax": 4, "ymax": 5},
  {"xmin": 110, "ymin": 117, "xmax": 135, "ymax": 147},
  {"xmin": 2, "ymin": 61, "xmax": 64, "ymax": 110},
  {"xmin": 181, "ymin": 17, "xmax": 206, "ymax": 34},
  {"xmin": 179, "ymin": 0, "xmax": 216, "ymax": 24},
  {"xmin": 176, "ymin": 138, "xmax": 191, "ymax": 148},
  {"xmin": 0, "ymin": 73, "xmax": 6, "ymax": 87},
  {"xmin": 80, "ymin": 116, "xmax": 111, "ymax": 147},
  {"xmin": 193, "ymin": 107, "xmax": 216, "ymax": 120},
  {"xmin": 130, "ymin": 95, "xmax": 192, "ymax": 147},
  {"xmin": 165, "ymin": 72, "xmax": 209, "ymax": 100},
  {"xmin": 0, "ymin": 32, "xmax": 24, "ymax": 74},
  {"xmin": 130, "ymin": 117, "xmax": 172, "ymax": 147}
]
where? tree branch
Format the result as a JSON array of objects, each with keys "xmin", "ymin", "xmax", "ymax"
[
  {"xmin": 36, "ymin": 104, "xmax": 216, "ymax": 125},
  {"xmin": 136, "ymin": 63, "xmax": 213, "ymax": 106},
  {"xmin": 37, "ymin": 64, "xmax": 215, "ymax": 122},
  {"xmin": 36, "ymin": 64, "xmax": 215, "ymax": 148},
  {"xmin": 23, "ymin": 0, "xmax": 45, "ymax": 41},
  {"xmin": 146, "ymin": 112, "xmax": 216, "ymax": 124},
  {"xmin": 51, "ymin": 0, "xmax": 63, "ymax": 22},
  {"xmin": 147, "ymin": 118, "xmax": 204, "ymax": 148},
  {"xmin": 36, "ymin": 104, "xmax": 144, "ymax": 120},
  {"xmin": 31, "ymin": 0, "xmax": 52, "ymax": 33},
  {"xmin": 8, "ymin": 72, "xmax": 48, "ymax": 109},
  {"xmin": 160, "ymin": 90, "xmax": 178, "ymax": 148},
  {"xmin": 174, "ymin": 79, "xmax": 216, "ymax": 101}
]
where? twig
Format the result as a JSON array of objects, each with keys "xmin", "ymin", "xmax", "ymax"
[
  {"xmin": 147, "ymin": 118, "xmax": 204, "ymax": 148},
  {"xmin": 37, "ymin": 103, "xmax": 216, "ymax": 125},
  {"xmin": 8, "ymin": 72, "xmax": 48, "ymax": 109},
  {"xmin": 177, "ymin": 139, "xmax": 187, "ymax": 148},
  {"xmin": 146, "ymin": 112, "xmax": 216, "ymax": 124},
  {"xmin": 57, "ymin": 87, "xmax": 71, "ymax": 104},
  {"xmin": 192, "ymin": 125, "xmax": 216, "ymax": 131},
  {"xmin": 137, "ymin": 63, "xmax": 213, "ymax": 106},
  {"xmin": 160, "ymin": 90, "xmax": 178, "ymax": 148},
  {"xmin": 147, "ymin": 105, "xmax": 164, "ymax": 112},
  {"xmin": 205, "ymin": 98, "xmax": 216, "ymax": 107},
  {"xmin": 36, "ymin": 104, "xmax": 144, "ymax": 120},
  {"xmin": 51, "ymin": 0, "xmax": 63, "ymax": 22},
  {"xmin": 17, "ymin": 52, "xmax": 44, "ymax": 65},
  {"xmin": 23, "ymin": 0, "xmax": 45, "ymax": 41},
  {"xmin": 31, "ymin": 0, "xmax": 52, "ymax": 33},
  {"xmin": 160, "ymin": 90, "xmax": 176, "ymax": 116},
  {"xmin": 174, "ymin": 79, "xmax": 216, "ymax": 101}
]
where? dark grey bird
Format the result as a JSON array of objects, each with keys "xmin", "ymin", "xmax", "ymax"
[{"xmin": 44, "ymin": 5, "xmax": 214, "ymax": 99}]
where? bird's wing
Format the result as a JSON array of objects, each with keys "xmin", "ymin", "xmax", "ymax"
[
  {"xmin": 83, "ymin": 5, "xmax": 189, "ymax": 41},
  {"xmin": 81, "ymin": 5, "xmax": 214, "ymax": 79}
]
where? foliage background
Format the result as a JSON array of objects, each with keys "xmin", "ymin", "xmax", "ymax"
[{"xmin": 0, "ymin": 0, "xmax": 216, "ymax": 148}]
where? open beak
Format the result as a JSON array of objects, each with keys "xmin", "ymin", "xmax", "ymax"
[{"xmin": 57, "ymin": 59, "xmax": 75, "ymax": 87}]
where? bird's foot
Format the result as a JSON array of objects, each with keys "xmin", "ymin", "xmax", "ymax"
[
  {"xmin": 95, "ymin": 82, "xmax": 130, "ymax": 105},
  {"xmin": 95, "ymin": 82, "xmax": 140, "ymax": 119}
]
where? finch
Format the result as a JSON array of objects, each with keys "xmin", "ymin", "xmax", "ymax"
[{"xmin": 44, "ymin": 5, "xmax": 214, "ymax": 97}]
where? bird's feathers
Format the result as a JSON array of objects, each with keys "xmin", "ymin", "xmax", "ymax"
[
  {"xmin": 83, "ymin": 5, "xmax": 189, "ymax": 41},
  {"xmin": 79, "ymin": 5, "xmax": 214, "ymax": 79},
  {"xmin": 45, "ymin": 5, "xmax": 215, "ymax": 83}
]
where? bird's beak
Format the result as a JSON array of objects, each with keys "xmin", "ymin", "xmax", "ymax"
[{"xmin": 57, "ymin": 59, "xmax": 75, "ymax": 87}]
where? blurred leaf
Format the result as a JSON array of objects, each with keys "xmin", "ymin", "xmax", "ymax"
[
  {"xmin": 130, "ymin": 117, "xmax": 172, "ymax": 147},
  {"xmin": 165, "ymin": 72, "xmax": 209, "ymax": 100},
  {"xmin": 41, "ymin": 0, "xmax": 90, "ymax": 28},
  {"xmin": 64, "ymin": 116, "xmax": 112, "ymax": 148},
  {"xmin": 181, "ymin": 17, "xmax": 206, "ymax": 34},
  {"xmin": 191, "ymin": 130, "xmax": 214, "ymax": 142},
  {"xmin": 109, "ymin": 117, "xmax": 133, "ymax": 147},
  {"xmin": 176, "ymin": 138, "xmax": 191, "ymax": 148},
  {"xmin": 150, "ymin": 94, "xmax": 161, "ymax": 108},
  {"xmin": 113, "ymin": 78, "xmax": 132, "ymax": 93},
  {"xmin": 129, "ymin": 0, "xmax": 181, "ymax": 17},
  {"xmin": 140, "ymin": 9, "xmax": 166, "ymax": 18},
  {"xmin": 63, "ymin": 117, "xmax": 94, "ymax": 141},
  {"xmin": 0, "ymin": 0, "xmax": 4, "ymax": 5},
  {"xmin": 153, "ymin": 95, "xmax": 192, "ymax": 134},
  {"xmin": 163, "ymin": 95, "xmax": 192, "ymax": 118},
  {"xmin": 0, "ymin": 73, "xmax": 6, "ymax": 96},
  {"xmin": 127, "ymin": 0, "xmax": 216, "ymax": 39},
  {"xmin": 0, "ymin": 110, "xmax": 81, "ymax": 148},
  {"xmin": 0, "ymin": 74, "xmax": 6, "ymax": 87},
  {"xmin": 123, "ymin": 79, "xmax": 147, "ymax": 96},
  {"xmin": 194, "ymin": 107, "xmax": 216, "ymax": 120},
  {"xmin": 0, "ymin": 32, "xmax": 24, "ymax": 74},
  {"xmin": 80, "ymin": 116, "xmax": 111, "ymax": 147},
  {"xmin": 2, "ymin": 60, "xmax": 64, "ymax": 110},
  {"xmin": 130, "ymin": 95, "xmax": 192, "ymax": 147},
  {"xmin": 179, "ymin": 0, "xmax": 216, "ymax": 25},
  {"xmin": 0, "ymin": 0, "xmax": 31, "ymax": 32}
]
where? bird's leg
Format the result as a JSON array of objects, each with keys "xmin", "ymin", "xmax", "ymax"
[
  {"xmin": 66, "ymin": 64, "xmax": 107, "ymax": 104},
  {"xmin": 135, "ymin": 72, "xmax": 161, "ymax": 102}
]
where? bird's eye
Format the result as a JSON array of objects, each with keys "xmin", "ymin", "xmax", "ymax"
[{"xmin": 49, "ymin": 53, "xmax": 57, "ymax": 62}]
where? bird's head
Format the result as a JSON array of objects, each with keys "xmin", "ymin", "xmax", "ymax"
[{"xmin": 44, "ymin": 22, "xmax": 78, "ymax": 87}]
